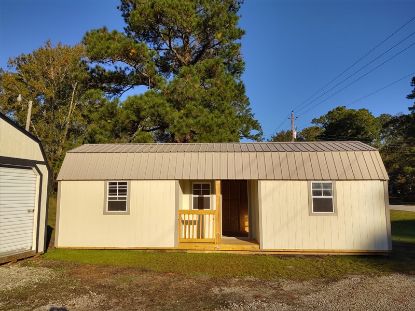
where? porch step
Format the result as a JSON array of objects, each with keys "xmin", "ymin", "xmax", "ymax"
[{"xmin": 178, "ymin": 237, "xmax": 260, "ymax": 252}]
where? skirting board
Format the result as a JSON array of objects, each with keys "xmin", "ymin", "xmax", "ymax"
[{"xmin": 53, "ymin": 246, "xmax": 390, "ymax": 256}]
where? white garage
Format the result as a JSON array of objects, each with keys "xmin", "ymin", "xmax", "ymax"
[{"xmin": 0, "ymin": 112, "xmax": 49, "ymax": 263}]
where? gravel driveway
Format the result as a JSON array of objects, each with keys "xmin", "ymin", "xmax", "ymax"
[{"xmin": 1, "ymin": 262, "xmax": 414, "ymax": 311}]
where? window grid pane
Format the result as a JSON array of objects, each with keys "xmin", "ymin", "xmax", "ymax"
[
  {"xmin": 311, "ymin": 182, "xmax": 332, "ymax": 198},
  {"xmin": 192, "ymin": 183, "xmax": 211, "ymax": 210},
  {"xmin": 107, "ymin": 181, "xmax": 128, "ymax": 212},
  {"xmin": 311, "ymin": 182, "xmax": 334, "ymax": 213}
]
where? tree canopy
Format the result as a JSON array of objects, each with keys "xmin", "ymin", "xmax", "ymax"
[
  {"xmin": 310, "ymin": 106, "xmax": 382, "ymax": 146},
  {"xmin": 83, "ymin": 0, "xmax": 262, "ymax": 142},
  {"xmin": 269, "ymin": 130, "xmax": 292, "ymax": 142},
  {"xmin": 0, "ymin": 42, "xmax": 90, "ymax": 178},
  {"xmin": 380, "ymin": 77, "xmax": 415, "ymax": 202}
]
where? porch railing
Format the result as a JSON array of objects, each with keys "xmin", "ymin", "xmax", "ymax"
[{"xmin": 178, "ymin": 210, "xmax": 216, "ymax": 243}]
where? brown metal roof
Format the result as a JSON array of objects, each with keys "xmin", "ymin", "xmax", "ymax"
[
  {"xmin": 57, "ymin": 142, "xmax": 387, "ymax": 181},
  {"xmin": 69, "ymin": 141, "xmax": 376, "ymax": 153}
]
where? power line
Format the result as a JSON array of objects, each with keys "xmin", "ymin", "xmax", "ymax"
[
  {"xmin": 272, "ymin": 15, "xmax": 415, "ymax": 136},
  {"xmin": 274, "ymin": 112, "xmax": 291, "ymax": 132},
  {"xmin": 296, "ymin": 31, "xmax": 415, "ymax": 114},
  {"xmin": 298, "ymin": 41, "xmax": 415, "ymax": 116},
  {"xmin": 349, "ymin": 72, "xmax": 415, "ymax": 106},
  {"xmin": 294, "ymin": 15, "xmax": 415, "ymax": 113}
]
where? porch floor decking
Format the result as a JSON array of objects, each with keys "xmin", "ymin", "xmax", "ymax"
[{"xmin": 178, "ymin": 237, "xmax": 260, "ymax": 251}]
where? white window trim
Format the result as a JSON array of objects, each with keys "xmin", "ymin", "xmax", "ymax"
[
  {"xmin": 310, "ymin": 181, "xmax": 335, "ymax": 215},
  {"xmin": 191, "ymin": 182, "xmax": 212, "ymax": 210},
  {"xmin": 104, "ymin": 181, "xmax": 130, "ymax": 214}
]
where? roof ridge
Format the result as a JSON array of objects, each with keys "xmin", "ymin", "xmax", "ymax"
[
  {"xmin": 67, "ymin": 141, "xmax": 376, "ymax": 153},
  {"xmin": 77, "ymin": 140, "xmax": 366, "ymax": 145}
]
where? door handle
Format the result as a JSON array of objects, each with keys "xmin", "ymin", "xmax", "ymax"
[{"xmin": 27, "ymin": 209, "xmax": 35, "ymax": 213}]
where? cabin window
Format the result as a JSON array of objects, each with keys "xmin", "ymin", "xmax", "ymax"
[
  {"xmin": 192, "ymin": 182, "xmax": 211, "ymax": 210},
  {"xmin": 106, "ymin": 181, "xmax": 129, "ymax": 213},
  {"xmin": 311, "ymin": 181, "xmax": 334, "ymax": 214}
]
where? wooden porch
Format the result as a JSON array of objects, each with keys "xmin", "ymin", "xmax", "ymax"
[
  {"xmin": 178, "ymin": 237, "xmax": 259, "ymax": 251},
  {"xmin": 177, "ymin": 180, "xmax": 260, "ymax": 251}
]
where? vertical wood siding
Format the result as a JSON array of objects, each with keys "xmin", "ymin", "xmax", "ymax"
[
  {"xmin": 56, "ymin": 180, "xmax": 176, "ymax": 248},
  {"xmin": 0, "ymin": 120, "xmax": 44, "ymax": 161},
  {"xmin": 259, "ymin": 180, "xmax": 389, "ymax": 251}
]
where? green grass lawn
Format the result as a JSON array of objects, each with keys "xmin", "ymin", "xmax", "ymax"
[
  {"xmin": 390, "ymin": 210, "xmax": 415, "ymax": 244},
  {"xmin": 43, "ymin": 198, "xmax": 415, "ymax": 280},
  {"xmin": 46, "ymin": 195, "xmax": 57, "ymax": 247}
]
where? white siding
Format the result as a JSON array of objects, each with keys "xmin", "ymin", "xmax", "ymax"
[
  {"xmin": 0, "ymin": 120, "xmax": 44, "ymax": 161},
  {"xmin": 259, "ymin": 180, "xmax": 389, "ymax": 251},
  {"xmin": 56, "ymin": 180, "xmax": 176, "ymax": 248},
  {"xmin": 0, "ymin": 167, "xmax": 37, "ymax": 254}
]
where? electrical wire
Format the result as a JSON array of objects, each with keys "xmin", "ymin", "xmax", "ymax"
[
  {"xmin": 294, "ymin": 15, "xmax": 415, "ymax": 112},
  {"xmin": 298, "ymin": 41, "xmax": 415, "ymax": 116},
  {"xmin": 349, "ymin": 72, "xmax": 415, "ymax": 106},
  {"xmin": 272, "ymin": 15, "xmax": 415, "ymax": 135},
  {"xmin": 296, "ymin": 31, "xmax": 415, "ymax": 114}
]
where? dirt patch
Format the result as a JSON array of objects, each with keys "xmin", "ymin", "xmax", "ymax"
[
  {"xmin": 217, "ymin": 274, "xmax": 415, "ymax": 311},
  {"xmin": 1, "ymin": 260, "xmax": 415, "ymax": 311},
  {"xmin": 301, "ymin": 274, "xmax": 415, "ymax": 311},
  {"xmin": 0, "ymin": 265, "xmax": 55, "ymax": 291},
  {"xmin": 33, "ymin": 292, "xmax": 106, "ymax": 311}
]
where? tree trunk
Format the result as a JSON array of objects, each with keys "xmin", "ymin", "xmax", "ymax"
[{"xmin": 56, "ymin": 82, "xmax": 77, "ymax": 162}]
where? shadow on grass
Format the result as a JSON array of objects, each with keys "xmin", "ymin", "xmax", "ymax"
[
  {"xmin": 46, "ymin": 225, "xmax": 54, "ymax": 251},
  {"xmin": 391, "ymin": 220, "xmax": 415, "ymax": 243},
  {"xmin": 381, "ymin": 241, "xmax": 415, "ymax": 273}
]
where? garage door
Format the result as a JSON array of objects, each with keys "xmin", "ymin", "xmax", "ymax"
[{"xmin": 0, "ymin": 167, "xmax": 37, "ymax": 255}]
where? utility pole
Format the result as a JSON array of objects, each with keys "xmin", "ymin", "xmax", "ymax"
[
  {"xmin": 290, "ymin": 110, "xmax": 296, "ymax": 142},
  {"xmin": 25, "ymin": 100, "xmax": 33, "ymax": 131},
  {"xmin": 17, "ymin": 94, "xmax": 33, "ymax": 132}
]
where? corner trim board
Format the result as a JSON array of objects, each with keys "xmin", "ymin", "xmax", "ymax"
[
  {"xmin": 258, "ymin": 180, "xmax": 263, "ymax": 250},
  {"xmin": 54, "ymin": 181, "xmax": 62, "ymax": 248},
  {"xmin": 383, "ymin": 181, "xmax": 392, "ymax": 250}
]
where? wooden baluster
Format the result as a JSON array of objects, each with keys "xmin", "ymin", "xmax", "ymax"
[
  {"xmin": 187, "ymin": 214, "xmax": 190, "ymax": 239},
  {"xmin": 200, "ymin": 214, "xmax": 202, "ymax": 239},
  {"xmin": 204, "ymin": 214, "xmax": 206, "ymax": 239},
  {"xmin": 184, "ymin": 213, "xmax": 186, "ymax": 239},
  {"xmin": 192, "ymin": 214, "xmax": 197, "ymax": 239},
  {"xmin": 178, "ymin": 213, "xmax": 181, "ymax": 240},
  {"xmin": 200, "ymin": 214, "xmax": 203, "ymax": 239},
  {"xmin": 209, "ymin": 214, "xmax": 212, "ymax": 239}
]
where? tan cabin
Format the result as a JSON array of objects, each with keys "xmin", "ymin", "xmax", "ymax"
[{"xmin": 55, "ymin": 141, "xmax": 391, "ymax": 254}]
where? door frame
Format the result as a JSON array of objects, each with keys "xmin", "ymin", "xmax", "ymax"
[{"xmin": 220, "ymin": 180, "xmax": 249, "ymax": 237}]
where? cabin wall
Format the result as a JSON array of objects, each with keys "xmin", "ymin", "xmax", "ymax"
[
  {"xmin": 178, "ymin": 180, "xmax": 217, "ymax": 211},
  {"xmin": 56, "ymin": 180, "xmax": 176, "ymax": 248},
  {"xmin": 259, "ymin": 180, "xmax": 389, "ymax": 251},
  {"xmin": 248, "ymin": 180, "xmax": 260, "ymax": 242},
  {"xmin": 0, "ymin": 120, "xmax": 44, "ymax": 161}
]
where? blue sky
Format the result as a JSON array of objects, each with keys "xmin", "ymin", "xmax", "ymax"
[{"xmin": 1, "ymin": 0, "xmax": 414, "ymax": 139}]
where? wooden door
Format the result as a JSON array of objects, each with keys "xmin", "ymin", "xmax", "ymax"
[{"xmin": 221, "ymin": 180, "xmax": 248, "ymax": 236}]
